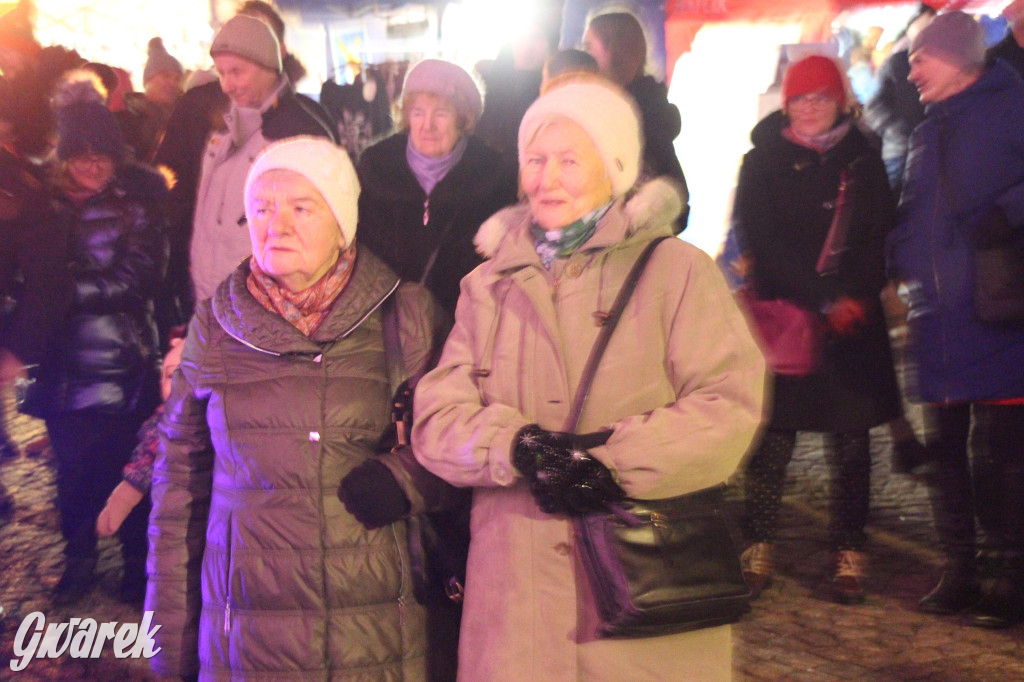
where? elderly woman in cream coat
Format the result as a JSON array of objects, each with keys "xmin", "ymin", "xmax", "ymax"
[{"xmin": 412, "ymin": 79, "xmax": 766, "ymax": 681}]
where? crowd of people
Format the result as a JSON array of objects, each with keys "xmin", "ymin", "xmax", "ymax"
[{"xmin": 1, "ymin": 0, "xmax": 1023, "ymax": 679}]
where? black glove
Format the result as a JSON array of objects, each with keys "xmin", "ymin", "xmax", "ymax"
[
  {"xmin": 338, "ymin": 460, "xmax": 411, "ymax": 529},
  {"xmin": 512, "ymin": 424, "xmax": 625, "ymax": 516}
]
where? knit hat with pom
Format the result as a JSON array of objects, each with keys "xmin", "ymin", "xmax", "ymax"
[
  {"xmin": 143, "ymin": 37, "xmax": 183, "ymax": 83},
  {"xmin": 245, "ymin": 137, "xmax": 361, "ymax": 247},
  {"xmin": 54, "ymin": 74, "xmax": 125, "ymax": 163},
  {"xmin": 518, "ymin": 79, "xmax": 642, "ymax": 198}
]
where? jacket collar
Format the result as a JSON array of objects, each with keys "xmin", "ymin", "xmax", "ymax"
[
  {"xmin": 211, "ymin": 246, "xmax": 400, "ymax": 355},
  {"xmin": 473, "ymin": 177, "xmax": 683, "ymax": 275}
]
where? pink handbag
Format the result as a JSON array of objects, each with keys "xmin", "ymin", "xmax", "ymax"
[{"xmin": 738, "ymin": 290, "xmax": 822, "ymax": 376}]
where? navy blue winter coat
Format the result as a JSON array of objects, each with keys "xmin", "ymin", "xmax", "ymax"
[{"xmin": 887, "ymin": 60, "xmax": 1024, "ymax": 403}]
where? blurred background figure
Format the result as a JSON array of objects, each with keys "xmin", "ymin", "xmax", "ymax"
[
  {"xmin": 733, "ymin": 55, "xmax": 902, "ymax": 605},
  {"xmin": 356, "ymin": 58, "xmax": 518, "ymax": 317},
  {"xmin": 864, "ymin": 3, "xmax": 935, "ymax": 195},
  {"xmin": 474, "ymin": 3, "xmax": 561, "ymax": 165},
  {"xmin": 116, "ymin": 37, "xmax": 183, "ymax": 164},
  {"xmin": 583, "ymin": 10, "xmax": 689, "ymax": 231},
  {"xmin": 540, "ymin": 48, "xmax": 599, "ymax": 92},
  {"xmin": 989, "ymin": 0, "xmax": 1024, "ymax": 77}
]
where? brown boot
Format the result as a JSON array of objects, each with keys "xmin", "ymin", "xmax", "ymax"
[
  {"xmin": 832, "ymin": 550, "xmax": 867, "ymax": 605},
  {"xmin": 740, "ymin": 542, "xmax": 774, "ymax": 599}
]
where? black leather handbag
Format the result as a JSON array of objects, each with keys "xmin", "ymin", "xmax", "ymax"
[{"xmin": 567, "ymin": 236, "xmax": 751, "ymax": 638}]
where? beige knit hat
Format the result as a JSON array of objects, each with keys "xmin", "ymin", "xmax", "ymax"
[
  {"xmin": 210, "ymin": 14, "xmax": 282, "ymax": 73},
  {"xmin": 245, "ymin": 137, "xmax": 361, "ymax": 247},
  {"xmin": 518, "ymin": 80, "xmax": 642, "ymax": 197}
]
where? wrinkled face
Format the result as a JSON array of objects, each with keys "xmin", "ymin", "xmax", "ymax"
[
  {"xmin": 247, "ymin": 169, "xmax": 345, "ymax": 292},
  {"xmin": 67, "ymin": 154, "xmax": 116, "ymax": 194},
  {"xmin": 521, "ymin": 118, "xmax": 612, "ymax": 231},
  {"xmin": 785, "ymin": 91, "xmax": 841, "ymax": 138},
  {"xmin": 407, "ymin": 93, "xmax": 461, "ymax": 158},
  {"xmin": 582, "ymin": 29, "xmax": 612, "ymax": 78},
  {"xmin": 145, "ymin": 70, "xmax": 183, "ymax": 107},
  {"xmin": 908, "ymin": 50, "xmax": 971, "ymax": 104},
  {"xmin": 214, "ymin": 52, "xmax": 278, "ymax": 109}
]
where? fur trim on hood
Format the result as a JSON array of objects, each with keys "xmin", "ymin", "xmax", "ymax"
[{"xmin": 474, "ymin": 176, "xmax": 683, "ymax": 260}]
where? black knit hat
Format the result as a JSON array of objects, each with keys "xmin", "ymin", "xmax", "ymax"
[{"xmin": 56, "ymin": 100, "xmax": 125, "ymax": 163}]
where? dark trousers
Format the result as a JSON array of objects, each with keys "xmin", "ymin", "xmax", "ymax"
[
  {"xmin": 46, "ymin": 410, "xmax": 150, "ymax": 563},
  {"xmin": 928, "ymin": 403, "xmax": 1024, "ymax": 565},
  {"xmin": 744, "ymin": 429, "xmax": 872, "ymax": 552}
]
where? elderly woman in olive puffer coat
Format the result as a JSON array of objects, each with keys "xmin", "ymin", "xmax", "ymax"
[{"xmin": 146, "ymin": 137, "xmax": 453, "ymax": 680}]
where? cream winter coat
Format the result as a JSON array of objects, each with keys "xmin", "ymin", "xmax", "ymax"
[{"xmin": 412, "ymin": 179, "xmax": 767, "ymax": 681}]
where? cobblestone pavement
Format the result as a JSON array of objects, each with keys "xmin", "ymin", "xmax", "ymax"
[{"xmin": 1, "ymin": 393, "xmax": 1022, "ymax": 680}]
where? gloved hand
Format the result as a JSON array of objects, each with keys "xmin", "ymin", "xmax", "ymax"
[
  {"xmin": 512, "ymin": 424, "xmax": 624, "ymax": 516},
  {"xmin": 96, "ymin": 480, "xmax": 145, "ymax": 537},
  {"xmin": 338, "ymin": 460, "xmax": 411, "ymax": 529}
]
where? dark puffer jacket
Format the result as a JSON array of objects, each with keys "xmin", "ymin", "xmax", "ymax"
[
  {"xmin": 356, "ymin": 133, "xmax": 518, "ymax": 315},
  {"xmin": 734, "ymin": 111, "xmax": 901, "ymax": 432},
  {"xmin": 887, "ymin": 60, "xmax": 1024, "ymax": 403},
  {"xmin": 147, "ymin": 250, "xmax": 451, "ymax": 680},
  {"xmin": 36, "ymin": 163, "xmax": 167, "ymax": 416}
]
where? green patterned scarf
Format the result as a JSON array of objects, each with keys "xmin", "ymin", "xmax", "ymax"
[{"xmin": 531, "ymin": 202, "xmax": 613, "ymax": 268}]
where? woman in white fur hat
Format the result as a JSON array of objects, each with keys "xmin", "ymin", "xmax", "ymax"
[
  {"xmin": 145, "ymin": 137, "xmax": 457, "ymax": 680},
  {"xmin": 412, "ymin": 78, "xmax": 766, "ymax": 681}
]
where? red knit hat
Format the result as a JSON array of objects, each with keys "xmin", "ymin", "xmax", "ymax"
[{"xmin": 782, "ymin": 55, "xmax": 846, "ymax": 105}]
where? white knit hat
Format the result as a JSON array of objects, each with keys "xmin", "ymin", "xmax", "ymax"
[
  {"xmin": 211, "ymin": 14, "xmax": 282, "ymax": 73},
  {"xmin": 518, "ymin": 81, "xmax": 642, "ymax": 197},
  {"xmin": 244, "ymin": 137, "xmax": 361, "ymax": 247}
]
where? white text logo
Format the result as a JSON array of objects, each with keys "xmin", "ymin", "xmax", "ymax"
[{"xmin": 10, "ymin": 611, "xmax": 162, "ymax": 672}]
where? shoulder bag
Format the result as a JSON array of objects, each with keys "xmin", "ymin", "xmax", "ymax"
[{"xmin": 568, "ymin": 236, "xmax": 752, "ymax": 639}]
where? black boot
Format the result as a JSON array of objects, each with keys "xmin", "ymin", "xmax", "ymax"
[
  {"xmin": 919, "ymin": 563, "xmax": 980, "ymax": 614},
  {"xmin": 968, "ymin": 554, "xmax": 1024, "ymax": 629},
  {"xmin": 53, "ymin": 555, "xmax": 97, "ymax": 606}
]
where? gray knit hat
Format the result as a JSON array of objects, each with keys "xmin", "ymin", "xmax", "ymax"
[
  {"xmin": 210, "ymin": 14, "xmax": 282, "ymax": 73},
  {"xmin": 143, "ymin": 37, "xmax": 183, "ymax": 83},
  {"xmin": 910, "ymin": 11, "xmax": 986, "ymax": 72}
]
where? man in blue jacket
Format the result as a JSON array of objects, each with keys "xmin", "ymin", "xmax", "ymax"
[{"xmin": 888, "ymin": 10, "xmax": 1024, "ymax": 629}]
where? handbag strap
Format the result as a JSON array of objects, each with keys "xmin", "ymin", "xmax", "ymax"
[
  {"xmin": 565, "ymin": 236, "xmax": 671, "ymax": 433},
  {"xmin": 815, "ymin": 164, "xmax": 857, "ymax": 275}
]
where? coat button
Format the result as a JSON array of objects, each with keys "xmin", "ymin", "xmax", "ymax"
[
  {"xmin": 309, "ymin": 431, "xmax": 321, "ymax": 442},
  {"xmin": 313, "ymin": 354, "xmax": 323, "ymax": 363},
  {"xmin": 822, "ymin": 201, "xmax": 835, "ymax": 210},
  {"xmin": 554, "ymin": 542, "xmax": 571, "ymax": 556},
  {"xmin": 565, "ymin": 262, "xmax": 583, "ymax": 278}
]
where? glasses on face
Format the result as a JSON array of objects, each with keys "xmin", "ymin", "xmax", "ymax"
[
  {"xmin": 789, "ymin": 93, "xmax": 836, "ymax": 109},
  {"xmin": 69, "ymin": 155, "xmax": 115, "ymax": 171}
]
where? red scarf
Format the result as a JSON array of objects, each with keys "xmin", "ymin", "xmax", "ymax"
[{"xmin": 247, "ymin": 246, "xmax": 357, "ymax": 337}]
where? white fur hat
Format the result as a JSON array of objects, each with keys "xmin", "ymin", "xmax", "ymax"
[
  {"xmin": 518, "ymin": 81, "xmax": 642, "ymax": 197},
  {"xmin": 244, "ymin": 137, "xmax": 360, "ymax": 247}
]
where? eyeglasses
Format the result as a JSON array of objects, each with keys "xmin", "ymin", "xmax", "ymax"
[
  {"xmin": 788, "ymin": 93, "xmax": 837, "ymax": 109},
  {"xmin": 68, "ymin": 155, "xmax": 115, "ymax": 171}
]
